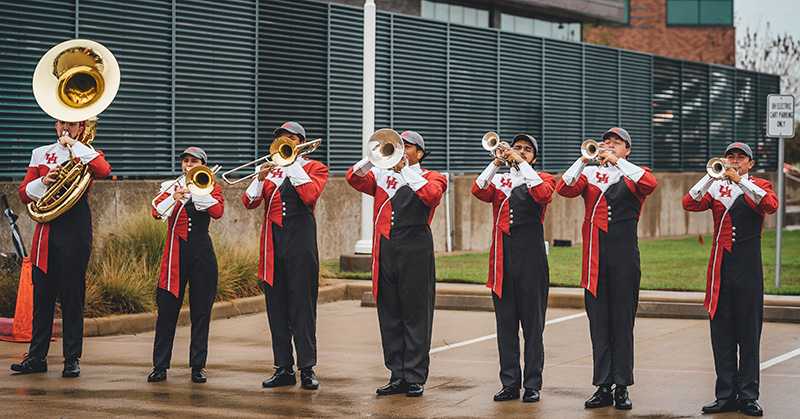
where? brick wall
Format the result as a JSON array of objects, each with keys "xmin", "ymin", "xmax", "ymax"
[{"xmin": 583, "ymin": 0, "xmax": 735, "ymax": 66}]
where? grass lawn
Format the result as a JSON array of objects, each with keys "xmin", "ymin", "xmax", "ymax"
[{"xmin": 323, "ymin": 230, "xmax": 800, "ymax": 294}]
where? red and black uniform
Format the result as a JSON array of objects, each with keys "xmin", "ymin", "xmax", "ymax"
[
  {"xmin": 152, "ymin": 178, "xmax": 223, "ymax": 370},
  {"xmin": 683, "ymin": 173, "xmax": 778, "ymax": 401},
  {"xmin": 556, "ymin": 157, "xmax": 657, "ymax": 387},
  {"xmin": 346, "ymin": 158, "xmax": 447, "ymax": 385},
  {"xmin": 472, "ymin": 161, "xmax": 555, "ymax": 391},
  {"xmin": 243, "ymin": 157, "xmax": 328, "ymax": 370},
  {"xmin": 19, "ymin": 141, "xmax": 111, "ymax": 362}
]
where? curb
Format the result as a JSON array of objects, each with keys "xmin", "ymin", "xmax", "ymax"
[{"xmin": 50, "ymin": 280, "xmax": 800, "ymax": 337}]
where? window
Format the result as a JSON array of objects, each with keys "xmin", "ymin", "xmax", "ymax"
[
  {"xmin": 501, "ymin": 13, "xmax": 581, "ymax": 42},
  {"xmin": 421, "ymin": 0, "xmax": 489, "ymax": 27},
  {"xmin": 667, "ymin": 0, "xmax": 733, "ymax": 25},
  {"xmin": 623, "ymin": 0, "xmax": 630, "ymax": 25}
]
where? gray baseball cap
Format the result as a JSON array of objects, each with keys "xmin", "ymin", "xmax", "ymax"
[
  {"xmin": 725, "ymin": 141, "xmax": 754, "ymax": 160},
  {"xmin": 179, "ymin": 146, "xmax": 207, "ymax": 164},
  {"xmin": 601, "ymin": 127, "xmax": 632, "ymax": 147},
  {"xmin": 274, "ymin": 121, "xmax": 306, "ymax": 141},
  {"xmin": 511, "ymin": 133, "xmax": 539, "ymax": 158},
  {"xmin": 400, "ymin": 130, "xmax": 425, "ymax": 151}
]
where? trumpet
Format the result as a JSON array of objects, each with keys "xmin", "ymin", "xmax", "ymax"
[
  {"xmin": 222, "ymin": 137, "xmax": 322, "ymax": 184},
  {"xmin": 366, "ymin": 129, "xmax": 405, "ymax": 169},
  {"xmin": 581, "ymin": 139, "xmax": 612, "ymax": 162},
  {"xmin": 706, "ymin": 158, "xmax": 737, "ymax": 180},
  {"xmin": 482, "ymin": 132, "xmax": 518, "ymax": 169},
  {"xmin": 152, "ymin": 165, "xmax": 221, "ymax": 217}
]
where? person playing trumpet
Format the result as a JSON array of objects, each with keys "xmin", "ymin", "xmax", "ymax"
[
  {"xmin": 242, "ymin": 122, "xmax": 328, "ymax": 390},
  {"xmin": 11, "ymin": 119, "xmax": 111, "ymax": 378},
  {"xmin": 472, "ymin": 134, "xmax": 555, "ymax": 403},
  {"xmin": 683, "ymin": 142, "xmax": 778, "ymax": 417},
  {"xmin": 149, "ymin": 147, "xmax": 224, "ymax": 384},
  {"xmin": 346, "ymin": 130, "xmax": 447, "ymax": 397},
  {"xmin": 556, "ymin": 127, "xmax": 657, "ymax": 410}
]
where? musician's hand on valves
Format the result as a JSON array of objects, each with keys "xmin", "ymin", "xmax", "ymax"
[
  {"xmin": 42, "ymin": 165, "xmax": 60, "ymax": 186},
  {"xmin": 257, "ymin": 162, "xmax": 276, "ymax": 181},
  {"xmin": 597, "ymin": 149, "xmax": 618, "ymax": 166},
  {"xmin": 58, "ymin": 133, "xmax": 77, "ymax": 148},
  {"xmin": 724, "ymin": 166, "xmax": 741, "ymax": 183},
  {"xmin": 173, "ymin": 187, "xmax": 190, "ymax": 201}
]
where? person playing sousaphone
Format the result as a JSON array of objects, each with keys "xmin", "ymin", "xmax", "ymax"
[
  {"xmin": 683, "ymin": 142, "xmax": 778, "ymax": 416},
  {"xmin": 149, "ymin": 147, "xmax": 224, "ymax": 384},
  {"xmin": 472, "ymin": 133, "xmax": 555, "ymax": 403}
]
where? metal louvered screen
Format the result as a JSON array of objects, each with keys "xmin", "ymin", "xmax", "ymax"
[{"xmin": 0, "ymin": 0, "xmax": 782, "ymax": 178}]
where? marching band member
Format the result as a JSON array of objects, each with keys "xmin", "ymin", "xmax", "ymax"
[
  {"xmin": 683, "ymin": 142, "xmax": 778, "ymax": 417},
  {"xmin": 243, "ymin": 122, "xmax": 328, "ymax": 390},
  {"xmin": 12, "ymin": 119, "xmax": 111, "ymax": 378},
  {"xmin": 149, "ymin": 147, "xmax": 224, "ymax": 383},
  {"xmin": 346, "ymin": 130, "xmax": 447, "ymax": 397},
  {"xmin": 556, "ymin": 127, "xmax": 657, "ymax": 410},
  {"xmin": 472, "ymin": 134, "xmax": 555, "ymax": 403}
]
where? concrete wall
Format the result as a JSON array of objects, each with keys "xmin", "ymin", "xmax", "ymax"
[{"xmin": 0, "ymin": 171, "xmax": 780, "ymax": 260}]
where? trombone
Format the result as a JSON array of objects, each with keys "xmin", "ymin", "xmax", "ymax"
[
  {"xmin": 152, "ymin": 165, "xmax": 220, "ymax": 217},
  {"xmin": 222, "ymin": 137, "xmax": 322, "ymax": 184},
  {"xmin": 706, "ymin": 157, "xmax": 737, "ymax": 181},
  {"xmin": 482, "ymin": 132, "xmax": 518, "ymax": 169}
]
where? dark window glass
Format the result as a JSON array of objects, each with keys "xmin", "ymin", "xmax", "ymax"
[{"xmin": 667, "ymin": 0, "xmax": 732, "ymax": 25}]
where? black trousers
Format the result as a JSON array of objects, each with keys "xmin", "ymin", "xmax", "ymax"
[
  {"xmin": 264, "ymin": 215, "xmax": 319, "ymax": 370},
  {"xmin": 493, "ymin": 226, "xmax": 549, "ymax": 390},
  {"xmin": 711, "ymin": 240, "xmax": 763, "ymax": 401},
  {"xmin": 376, "ymin": 226, "xmax": 436, "ymax": 385},
  {"xmin": 584, "ymin": 223, "xmax": 640, "ymax": 387},
  {"xmin": 29, "ymin": 202, "xmax": 92, "ymax": 362},
  {"xmin": 153, "ymin": 233, "xmax": 218, "ymax": 369}
]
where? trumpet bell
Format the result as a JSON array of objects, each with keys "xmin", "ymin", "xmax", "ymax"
[
  {"xmin": 581, "ymin": 139, "xmax": 600, "ymax": 160},
  {"xmin": 186, "ymin": 165, "xmax": 219, "ymax": 196},
  {"xmin": 706, "ymin": 158, "xmax": 736, "ymax": 179},
  {"xmin": 33, "ymin": 39, "xmax": 120, "ymax": 122},
  {"xmin": 368, "ymin": 129, "xmax": 404, "ymax": 169},
  {"xmin": 482, "ymin": 132, "xmax": 500, "ymax": 151}
]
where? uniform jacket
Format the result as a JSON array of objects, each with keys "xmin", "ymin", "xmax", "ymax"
[
  {"xmin": 682, "ymin": 174, "xmax": 778, "ymax": 318},
  {"xmin": 19, "ymin": 141, "xmax": 111, "ymax": 273},
  {"xmin": 556, "ymin": 158, "xmax": 657, "ymax": 296},
  {"xmin": 345, "ymin": 159, "xmax": 447, "ymax": 300},
  {"xmin": 471, "ymin": 161, "xmax": 556, "ymax": 298},
  {"xmin": 242, "ymin": 157, "xmax": 328, "ymax": 286}
]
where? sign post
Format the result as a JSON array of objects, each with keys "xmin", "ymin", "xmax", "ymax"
[{"xmin": 767, "ymin": 94, "xmax": 795, "ymax": 288}]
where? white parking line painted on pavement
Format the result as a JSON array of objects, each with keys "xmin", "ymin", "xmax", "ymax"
[
  {"xmin": 760, "ymin": 347, "xmax": 800, "ymax": 371},
  {"xmin": 429, "ymin": 312, "xmax": 586, "ymax": 354}
]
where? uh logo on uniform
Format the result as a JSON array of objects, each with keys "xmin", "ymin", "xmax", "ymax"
[
  {"xmin": 595, "ymin": 172, "xmax": 609, "ymax": 184},
  {"xmin": 45, "ymin": 153, "xmax": 58, "ymax": 164},
  {"xmin": 719, "ymin": 185, "xmax": 732, "ymax": 198},
  {"xmin": 500, "ymin": 177, "xmax": 513, "ymax": 188},
  {"xmin": 385, "ymin": 176, "xmax": 398, "ymax": 189},
  {"xmin": 270, "ymin": 168, "xmax": 284, "ymax": 178}
]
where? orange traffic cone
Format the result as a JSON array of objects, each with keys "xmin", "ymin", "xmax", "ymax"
[{"xmin": 0, "ymin": 257, "xmax": 33, "ymax": 342}]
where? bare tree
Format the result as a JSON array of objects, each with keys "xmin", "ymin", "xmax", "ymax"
[{"xmin": 737, "ymin": 22, "xmax": 800, "ymax": 107}]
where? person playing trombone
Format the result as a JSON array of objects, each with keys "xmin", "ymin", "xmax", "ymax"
[
  {"xmin": 149, "ymin": 147, "xmax": 224, "ymax": 384},
  {"xmin": 346, "ymin": 130, "xmax": 447, "ymax": 398},
  {"xmin": 683, "ymin": 142, "xmax": 778, "ymax": 417},
  {"xmin": 472, "ymin": 134, "xmax": 555, "ymax": 403},
  {"xmin": 242, "ymin": 122, "xmax": 328, "ymax": 390},
  {"xmin": 555, "ymin": 127, "xmax": 657, "ymax": 410}
]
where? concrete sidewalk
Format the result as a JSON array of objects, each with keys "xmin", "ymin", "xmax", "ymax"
[{"xmin": 59, "ymin": 279, "xmax": 800, "ymax": 339}]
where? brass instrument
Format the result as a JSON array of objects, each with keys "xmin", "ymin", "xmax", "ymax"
[
  {"xmin": 28, "ymin": 39, "xmax": 120, "ymax": 223},
  {"xmin": 152, "ymin": 165, "xmax": 221, "ymax": 217},
  {"xmin": 366, "ymin": 129, "xmax": 405, "ymax": 169},
  {"xmin": 222, "ymin": 137, "xmax": 322, "ymax": 184},
  {"xmin": 706, "ymin": 158, "xmax": 737, "ymax": 180},
  {"xmin": 581, "ymin": 139, "xmax": 611, "ymax": 162},
  {"xmin": 482, "ymin": 132, "xmax": 518, "ymax": 169}
]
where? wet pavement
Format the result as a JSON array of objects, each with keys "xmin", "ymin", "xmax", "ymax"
[{"xmin": 2, "ymin": 300, "xmax": 799, "ymax": 418}]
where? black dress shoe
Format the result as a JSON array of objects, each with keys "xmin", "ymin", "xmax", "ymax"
[
  {"xmin": 523, "ymin": 388, "xmax": 540, "ymax": 403},
  {"xmin": 376, "ymin": 378, "xmax": 408, "ymax": 395},
  {"xmin": 493, "ymin": 387, "xmax": 520, "ymax": 401},
  {"xmin": 11, "ymin": 354, "xmax": 47, "ymax": 374},
  {"xmin": 585, "ymin": 385, "xmax": 613, "ymax": 408},
  {"xmin": 191, "ymin": 367, "xmax": 207, "ymax": 383},
  {"xmin": 702, "ymin": 398, "xmax": 738, "ymax": 413},
  {"xmin": 148, "ymin": 368, "xmax": 167, "ymax": 382},
  {"xmin": 300, "ymin": 367, "xmax": 318, "ymax": 390},
  {"xmin": 62, "ymin": 359, "xmax": 80, "ymax": 378},
  {"xmin": 614, "ymin": 385, "xmax": 632, "ymax": 410},
  {"xmin": 262, "ymin": 367, "xmax": 296, "ymax": 388},
  {"xmin": 738, "ymin": 399, "xmax": 763, "ymax": 416},
  {"xmin": 406, "ymin": 383, "xmax": 424, "ymax": 397}
]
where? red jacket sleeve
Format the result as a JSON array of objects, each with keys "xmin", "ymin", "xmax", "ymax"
[
  {"xmin": 471, "ymin": 180, "xmax": 497, "ymax": 203},
  {"xmin": 242, "ymin": 179, "xmax": 276, "ymax": 210},
  {"xmin": 346, "ymin": 165, "xmax": 377, "ymax": 196},
  {"xmin": 751, "ymin": 178, "xmax": 779, "ymax": 214},
  {"xmin": 556, "ymin": 173, "xmax": 587, "ymax": 198},
  {"xmin": 682, "ymin": 191, "xmax": 713, "ymax": 212},
  {"xmin": 417, "ymin": 171, "xmax": 447, "ymax": 208},
  {"xmin": 152, "ymin": 189, "xmax": 172, "ymax": 219},
  {"xmin": 530, "ymin": 172, "xmax": 556, "ymax": 205},
  {"xmin": 206, "ymin": 184, "xmax": 225, "ymax": 219},
  {"xmin": 19, "ymin": 166, "xmax": 41, "ymax": 205},
  {"xmin": 295, "ymin": 161, "xmax": 328, "ymax": 206},
  {"xmin": 634, "ymin": 166, "xmax": 658, "ymax": 196},
  {"xmin": 88, "ymin": 149, "xmax": 112, "ymax": 179}
]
